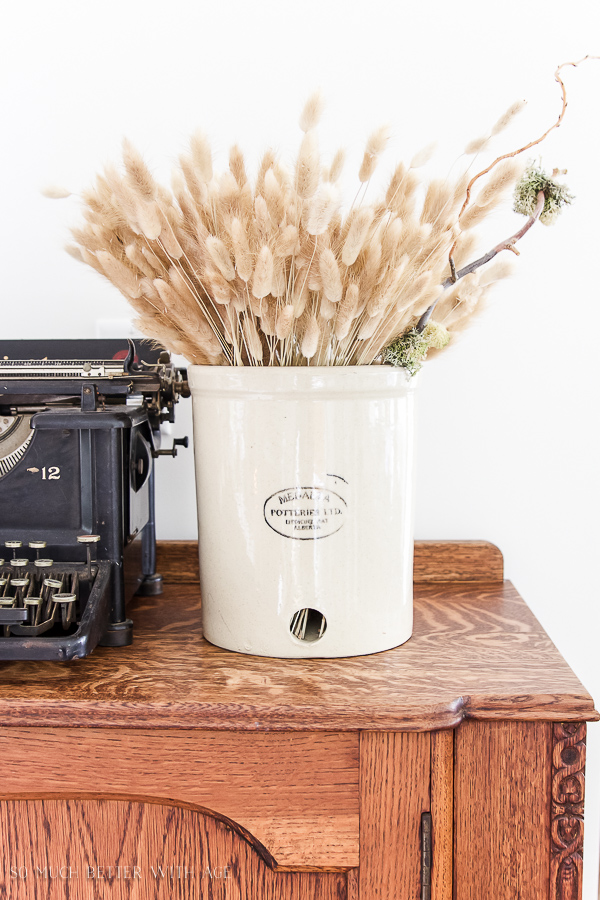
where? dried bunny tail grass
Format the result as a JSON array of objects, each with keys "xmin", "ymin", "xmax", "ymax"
[
  {"xmin": 274, "ymin": 224, "xmax": 299, "ymax": 258},
  {"xmin": 451, "ymin": 232, "xmax": 478, "ymax": 270},
  {"xmin": 168, "ymin": 264, "xmax": 204, "ymax": 306},
  {"xmin": 420, "ymin": 180, "xmax": 455, "ymax": 227},
  {"xmin": 190, "ymin": 131, "xmax": 213, "ymax": 183},
  {"xmin": 385, "ymin": 166, "xmax": 420, "ymax": 218},
  {"xmin": 125, "ymin": 244, "xmax": 157, "ymax": 280},
  {"xmin": 445, "ymin": 285, "xmax": 489, "ymax": 335},
  {"xmin": 263, "ymin": 168, "xmax": 285, "ymax": 225},
  {"xmin": 299, "ymin": 90, "xmax": 324, "ymax": 133},
  {"xmin": 342, "ymin": 207, "xmax": 375, "ymax": 265},
  {"xmin": 96, "ymin": 251, "xmax": 142, "ymax": 299},
  {"xmin": 301, "ymin": 313, "xmax": 320, "ymax": 359},
  {"xmin": 464, "ymin": 135, "xmax": 489, "ymax": 155},
  {"xmin": 319, "ymin": 294, "xmax": 338, "ymax": 320},
  {"xmin": 271, "ymin": 257, "xmax": 288, "ymax": 297},
  {"xmin": 334, "ymin": 283, "xmax": 360, "ymax": 340},
  {"xmin": 478, "ymin": 258, "xmax": 514, "ymax": 286},
  {"xmin": 306, "ymin": 183, "xmax": 340, "ymax": 236},
  {"xmin": 490, "ymin": 99, "xmax": 527, "ymax": 136},
  {"xmin": 319, "ymin": 248, "xmax": 343, "ymax": 303},
  {"xmin": 41, "ymin": 184, "xmax": 72, "ymax": 199},
  {"xmin": 295, "ymin": 131, "xmax": 320, "ymax": 199},
  {"xmin": 439, "ymin": 273, "xmax": 482, "ymax": 327},
  {"xmin": 292, "ymin": 273, "xmax": 310, "ymax": 317},
  {"xmin": 256, "ymin": 149, "xmax": 277, "ymax": 193},
  {"xmin": 141, "ymin": 243, "xmax": 167, "ymax": 274},
  {"xmin": 381, "ymin": 219, "xmax": 405, "ymax": 266},
  {"xmin": 243, "ymin": 316, "xmax": 264, "ymax": 362},
  {"xmin": 206, "ymin": 235, "xmax": 236, "ymax": 281},
  {"xmin": 409, "ymin": 142, "xmax": 436, "ymax": 169},
  {"xmin": 457, "ymin": 200, "xmax": 495, "ymax": 231},
  {"xmin": 471, "ymin": 158, "xmax": 523, "ymax": 208},
  {"xmin": 122, "ymin": 138, "xmax": 157, "ymax": 200},
  {"xmin": 135, "ymin": 200, "xmax": 163, "ymax": 242},
  {"xmin": 358, "ymin": 125, "xmax": 390, "ymax": 182},
  {"xmin": 252, "ymin": 246, "xmax": 274, "ymax": 299},
  {"xmin": 275, "ymin": 304, "xmax": 295, "ymax": 340},
  {"xmin": 325, "ymin": 149, "xmax": 346, "ymax": 183},
  {"xmin": 254, "ymin": 195, "xmax": 273, "ymax": 238},
  {"xmin": 229, "ymin": 145, "xmax": 247, "ymax": 187},
  {"xmin": 156, "ymin": 207, "xmax": 183, "ymax": 259},
  {"xmin": 179, "ymin": 154, "xmax": 209, "ymax": 207},
  {"xmin": 231, "ymin": 217, "xmax": 254, "ymax": 281}
]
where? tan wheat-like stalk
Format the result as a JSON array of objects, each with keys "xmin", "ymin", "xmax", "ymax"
[{"xmin": 67, "ymin": 78, "xmax": 577, "ymax": 367}]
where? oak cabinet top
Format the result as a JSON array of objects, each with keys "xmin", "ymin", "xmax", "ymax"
[{"xmin": 0, "ymin": 542, "xmax": 596, "ymax": 730}]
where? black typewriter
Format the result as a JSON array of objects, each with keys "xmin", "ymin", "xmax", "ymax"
[{"xmin": 0, "ymin": 338, "xmax": 189, "ymax": 661}]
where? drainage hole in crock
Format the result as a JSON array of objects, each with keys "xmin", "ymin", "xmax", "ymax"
[{"xmin": 290, "ymin": 608, "xmax": 327, "ymax": 642}]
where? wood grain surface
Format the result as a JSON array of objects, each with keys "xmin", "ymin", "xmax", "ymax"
[
  {"xmin": 0, "ymin": 798, "xmax": 350, "ymax": 899},
  {"xmin": 0, "ymin": 729, "xmax": 358, "ymax": 869},
  {"xmin": 453, "ymin": 720, "xmax": 552, "ymax": 900},
  {"xmin": 0, "ymin": 579, "xmax": 595, "ymax": 731},
  {"xmin": 430, "ymin": 731, "xmax": 453, "ymax": 900},
  {"xmin": 156, "ymin": 540, "xmax": 504, "ymax": 584},
  {"xmin": 359, "ymin": 732, "xmax": 430, "ymax": 900}
]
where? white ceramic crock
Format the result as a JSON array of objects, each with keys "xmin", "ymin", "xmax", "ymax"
[{"xmin": 188, "ymin": 365, "xmax": 416, "ymax": 658}]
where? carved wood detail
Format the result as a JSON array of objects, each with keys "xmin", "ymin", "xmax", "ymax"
[{"xmin": 550, "ymin": 722, "xmax": 587, "ymax": 900}]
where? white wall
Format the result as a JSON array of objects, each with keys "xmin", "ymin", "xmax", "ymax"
[{"xmin": 1, "ymin": 0, "xmax": 599, "ymax": 893}]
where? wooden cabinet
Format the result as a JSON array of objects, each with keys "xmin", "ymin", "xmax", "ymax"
[{"xmin": 0, "ymin": 541, "xmax": 596, "ymax": 899}]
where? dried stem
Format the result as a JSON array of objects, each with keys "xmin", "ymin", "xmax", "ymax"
[{"xmin": 417, "ymin": 190, "xmax": 545, "ymax": 331}]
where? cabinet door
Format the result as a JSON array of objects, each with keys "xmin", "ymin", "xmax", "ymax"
[
  {"xmin": 0, "ymin": 728, "xmax": 359, "ymax": 899},
  {"xmin": 0, "ymin": 798, "xmax": 350, "ymax": 899},
  {"xmin": 359, "ymin": 731, "xmax": 452, "ymax": 900},
  {"xmin": 454, "ymin": 720, "xmax": 587, "ymax": 900}
]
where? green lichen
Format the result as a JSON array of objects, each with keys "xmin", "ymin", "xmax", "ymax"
[
  {"xmin": 383, "ymin": 322, "xmax": 451, "ymax": 375},
  {"xmin": 513, "ymin": 163, "xmax": 574, "ymax": 225}
]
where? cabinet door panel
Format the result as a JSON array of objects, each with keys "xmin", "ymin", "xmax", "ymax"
[
  {"xmin": 360, "ymin": 731, "xmax": 431, "ymax": 900},
  {"xmin": 0, "ymin": 798, "xmax": 350, "ymax": 900},
  {"xmin": 0, "ymin": 728, "xmax": 359, "ymax": 869},
  {"xmin": 454, "ymin": 720, "xmax": 552, "ymax": 900}
]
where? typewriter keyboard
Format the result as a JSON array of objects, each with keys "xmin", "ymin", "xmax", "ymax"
[{"xmin": 0, "ymin": 537, "xmax": 100, "ymax": 638}]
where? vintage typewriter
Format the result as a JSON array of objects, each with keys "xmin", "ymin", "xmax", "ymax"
[{"xmin": 0, "ymin": 339, "xmax": 189, "ymax": 661}]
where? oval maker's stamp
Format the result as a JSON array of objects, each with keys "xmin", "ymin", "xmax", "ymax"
[{"xmin": 264, "ymin": 486, "xmax": 347, "ymax": 540}]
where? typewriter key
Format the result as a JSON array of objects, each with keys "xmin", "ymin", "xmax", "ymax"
[
  {"xmin": 53, "ymin": 593, "xmax": 77, "ymax": 629},
  {"xmin": 34, "ymin": 559, "xmax": 53, "ymax": 568},
  {"xmin": 5, "ymin": 541, "xmax": 22, "ymax": 552},
  {"xmin": 10, "ymin": 578, "xmax": 28, "ymax": 602},
  {"xmin": 29, "ymin": 541, "xmax": 47, "ymax": 560},
  {"xmin": 10, "ymin": 559, "xmax": 28, "ymax": 569},
  {"xmin": 77, "ymin": 534, "xmax": 100, "ymax": 580},
  {"xmin": 24, "ymin": 597, "xmax": 43, "ymax": 627},
  {"xmin": 43, "ymin": 578, "xmax": 63, "ymax": 619}
]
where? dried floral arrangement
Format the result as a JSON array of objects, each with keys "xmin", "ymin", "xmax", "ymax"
[{"xmin": 61, "ymin": 59, "xmax": 591, "ymax": 370}]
